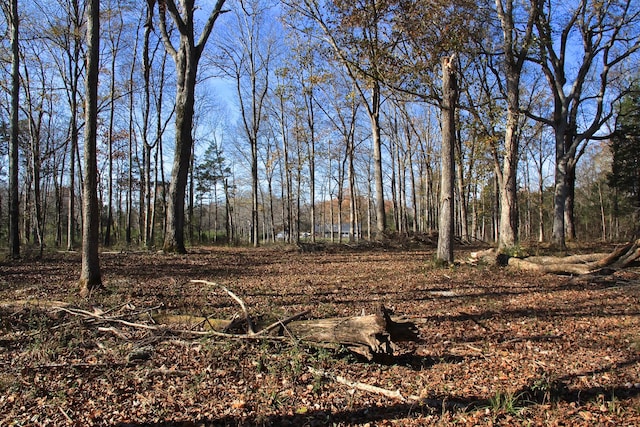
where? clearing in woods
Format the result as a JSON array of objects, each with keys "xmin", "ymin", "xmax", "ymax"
[{"xmin": 0, "ymin": 244, "xmax": 639, "ymax": 426}]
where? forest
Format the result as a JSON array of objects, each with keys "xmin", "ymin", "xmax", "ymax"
[
  {"xmin": 1, "ymin": 0, "xmax": 639, "ymax": 425},
  {"xmin": 0, "ymin": 0, "xmax": 638, "ymax": 260}
]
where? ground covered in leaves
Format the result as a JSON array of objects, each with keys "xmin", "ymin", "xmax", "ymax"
[{"xmin": 1, "ymin": 243, "xmax": 639, "ymax": 426}]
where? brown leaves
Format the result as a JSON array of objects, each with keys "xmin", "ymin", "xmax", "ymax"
[{"xmin": 1, "ymin": 247, "xmax": 639, "ymax": 425}]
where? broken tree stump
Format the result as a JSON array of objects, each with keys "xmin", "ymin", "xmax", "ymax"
[{"xmin": 285, "ymin": 305, "xmax": 419, "ymax": 360}]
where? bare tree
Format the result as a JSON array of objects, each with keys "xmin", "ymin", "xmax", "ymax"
[
  {"xmin": 157, "ymin": 0, "xmax": 228, "ymax": 253},
  {"xmin": 531, "ymin": 0, "xmax": 640, "ymax": 249},
  {"xmin": 491, "ymin": 0, "xmax": 538, "ymax": 250},
  {"xmin": 39, "ymin": 0, "xmax": 86, "ymax": 251},
  {"xmin": 79, "ymin": 0, "xmax": 102, "ymax": 297},
  {"xmin": 286, "ymin": 0, "xmax": 390, "ymax": 236},
  {"xmin": 216, "ymin": 0, "xmax": 275, "ymax": 247},
  {"xmin": 3, "ymin": 0, "xmax": 20, "ymax": 258},
  {"xmin": 103, "ymin": 0, "xmax": 125, "ymax": 247}
]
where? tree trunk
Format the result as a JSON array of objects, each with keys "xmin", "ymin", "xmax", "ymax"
[
  {"xmin": 564, "ymin": 161, "xmax": 577, "ymax": 241},
  {"xmin": 437, "ymin": 55, "xmax": 457, "ymax": 264},
  {"xmin": 370, "ymin": 82, "xmax": 386, "ymax": 235},
  {"xmin": 164, "ymin": 45, "xmax": 197, "ymax": 253},
  {"xmin": 79, "ymin": 0, "xmax": 102, "ymax": 297},
  {"xmin": 455, "ymin": 134, "xmax": 469, "ymax": 242},
  {"xmin": 142, "ymin": 3, "xmax": 154, "ymax": 249},
  {"xmin": 552, "ymin": 136, "xmax": 568, "ymax": 250},
  {"xmin": 159, "ymin": 0, "xmax": 227, "ymax": 253},
  {"xmin": 286, "ymin": 306, "xmax": 418, "ymax": 360},
  {"xmin": 8, "ymin": 0, "xmax": 20, "ymax": 259},
  {"xmin": 67, "ymin": 78, "xmax": 78, "ymax": 251},
  {"xmin": 104, "ymin": 28, "xmax": 120, "ymax": 247}
]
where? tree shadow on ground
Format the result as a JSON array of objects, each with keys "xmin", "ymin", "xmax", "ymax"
[
  {"xmin": 115, "ymin": 355, "xmax": 640, "ymax": 427},
  {"xmin": 115, "ymin": 398, "xmax": 472, "ymax": 427}
]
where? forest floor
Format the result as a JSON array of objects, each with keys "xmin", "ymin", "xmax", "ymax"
[{"xmin": 0, "ymin": 241, "xmax": 639, "ymax": 426}]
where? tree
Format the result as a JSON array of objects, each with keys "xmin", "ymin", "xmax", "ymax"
[
  {"xmin": 103, "ymin": 0, "xmax": 126, "ymax": 247},
  {"xmin": 491, "ymin": 0, "xmax": 538, "ymax": 250},
  {"xmin": 437, "ymin": 55, "xmax": 458, "ymax": 264},
  {"xmin": 609, "ymin": 86, "xmax": 640, "ymax": 236},
  {"xmin": 79, "ymin": 0, "xmax": 102, "ymax": 296},
  {"xmin": 216, "ymin": 0, "xmax": 275, "ymax": 247},
  {"xmin": 157, "ymin": 0, "xmax": 228, "ymax": 253},
  {"xmin": 39, "ymin": 0, "xmax": 86, "ymax": 251},
  {"xmin": 286, "ymin": 0, "xmax": 391, "ymax": 236},
  {"xmin": 20, "ymin": 40, "xmax": 53, "ymax": 256},
  {"xmin": 2, "ymin": 0, "xmax": 20, "ymax": 258},
  {"xmin": 531, "ymin": 0, "xmax": 640, "ymax": 249},
  {"xmin": 194, "ymin": 136, "xmax": 231, "ymax": 241}
]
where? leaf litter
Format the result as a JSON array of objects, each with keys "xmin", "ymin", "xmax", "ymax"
[{"xmin": 0, "ymin": 245, "xmax": 639, "ymax": 426}]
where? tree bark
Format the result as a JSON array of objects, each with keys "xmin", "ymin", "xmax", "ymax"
[
  {"xmin": 286, "ymin": 306, "xmax": 418, "ymax": 360},
  {"xmin": 8, "ymin": 0, "xmax": 20, "ymax": 259},
  {"xmin": 437, "ymin": 55, "xmax": 457, "ymax": 264},
  {"xmin": 493, "ymin": 0, "xmax": 537, "ymax": 250},
  {"xmin": 159, "ymin": 0, "xmax": 228, "ymax": 253},
  {"xmin": 370, "ymin": 82, "xmax": 386, "ymax": 235},
  {"xmin": 79, "ymin": 0, "xmax": 102, "ymax": 297},
  {"xmin": 470, "ymin": 240, "xmax": 640, "ymax": 275}
]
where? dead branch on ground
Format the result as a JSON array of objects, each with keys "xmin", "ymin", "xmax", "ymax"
[
  {"xmin": 469, "ymin": 239, "xmax": 640, "ymax": 275},
  {"xmin": 309, "ymin": 367, "xmax": 468, "ymax": 410},
  {"xmin": 50, "ymin": 281, "xmax": 419, "ymax": 360}
]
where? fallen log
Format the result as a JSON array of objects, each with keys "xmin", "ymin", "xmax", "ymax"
[
  {"xmin": 285, "ymin": 305, "xmax": 419, "ymax": 360},
  {"xmin": 505, "ymin": 257, "xmax": 592, "ymax": 275},
  {"xmin": 469, "ymin": 239, "xmax": 640, "ymax": 275}
]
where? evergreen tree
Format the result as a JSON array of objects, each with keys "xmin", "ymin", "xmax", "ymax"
[{"xmin": 609, "ymin": 87, "xmax": 640, "ymax": 236}]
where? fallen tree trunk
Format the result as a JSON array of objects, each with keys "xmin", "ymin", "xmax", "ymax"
[
  {"xmin": 469, "ymin": 239, "xmax": 640, "ymax": 275},
  {"xmin": 505, "ymin": 257, "xmax": 592, "ymax": 275},
  {"xmin": 285, "ymin": 305, "xmax": 419, "ymax": 360}
]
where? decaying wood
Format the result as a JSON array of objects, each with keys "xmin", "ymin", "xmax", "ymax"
[
  {"xmin": 506, "ymin": 257, "xmax": 592, "ymax": 275},
  {"xmin": 309, "ymin": 366, "xmax": 411, "ymax": 401},
  {"xmin": 309, "ymin": 367, "xmax": 468, "ymax": 411},
  {"xmin": 469, "ymin": 239, "xmax": 640, "ymax": 275},
  {"xmin": 524, "ymin": 253, "xmax": 609, "ymax": 265},
  {"xmin": 285, "ymin": 305, "xmax": 419, "ymax": 360},
  {"xmin": 51, "ymin": 281, "xmax": 420, "ymax": 360}
]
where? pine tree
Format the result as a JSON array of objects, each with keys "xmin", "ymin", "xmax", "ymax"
[{"xmin": 609, "ymin": 87, "xmax": 640, "ymax": 236}]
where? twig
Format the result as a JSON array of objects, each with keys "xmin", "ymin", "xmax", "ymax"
[
  {"xmin": 98, "ymin": 326, "xmax": 131, "ymax": 340},
  {"xmin": 173, "ymin": 327, "xmax": 287, "ymax": 340},
  {"xmin": 309, "ymin": 367, "xmax": 470, "ymax": 411},
  {"xmin": 59, "ymin": 406, "xmax": 73, "ymax": 423},
  {"xmin": 55, "ymin": 307, "xmax": 160, "ymax": 330},
  {"xmin": 308, "ymin": 367, "xmax": 415, "ymax": 402},
  {"xmin": 191, "ymin": 280, "xmax": 255, "ymax": 334},
  {"xmin": 99, "ymin": 301, "xmax": 134, "ymax": 316},
  {"xmin": 255, "ymin": 310, "xmax": 311, "ymax": 336},
  {"xmin": 54, "ymin": 304, "xmax": 288, "ymax": 341}
]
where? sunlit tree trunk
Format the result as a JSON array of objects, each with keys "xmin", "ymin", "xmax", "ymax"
[
  {"xmin": 493, "ymin": 0, "xmax": 537, "ymax": 250},
  {"xmin": 158, "ymin": 0, "xmax": 227, "ymax": 253},
  {"xmin": 79, "ymin": 0, "xmax": 102, "ymax": 297},
  {"xmin": 370, "ymin": 82, "xmax": 386, "ymax": 235},
  {"xmin": 6, "ymin": 0, "xmax": 20, "ymax": 258},
  {"xmin": 437, "ymin": 55, "xmax": 457, "ymax": 264}
]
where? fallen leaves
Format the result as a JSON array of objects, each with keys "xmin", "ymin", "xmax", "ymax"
[{"xmin": 0, "ymin": 246, "xmax": 639, "ymax": 425}]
